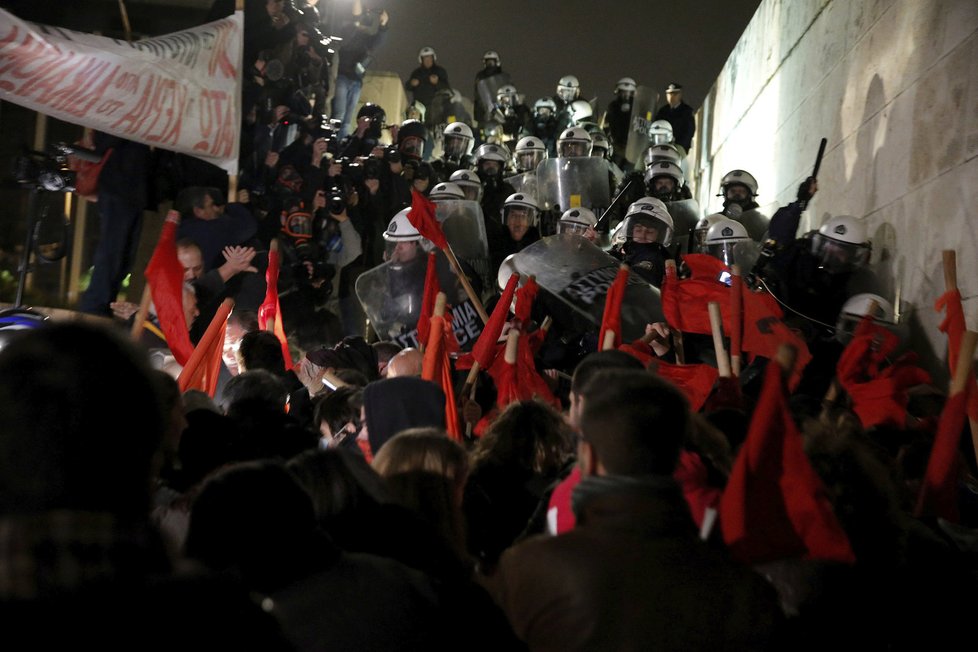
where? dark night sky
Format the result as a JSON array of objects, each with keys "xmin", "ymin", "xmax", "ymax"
[
  {"xmin": 368, "ymin": 0, "xmax": 762, "ymax": 112},
  {"xmin": 0, "ymin": 0, "xmax": 762, "ymax": 112}
]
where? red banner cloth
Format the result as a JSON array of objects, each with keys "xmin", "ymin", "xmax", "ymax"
[
  {"xmin": 407, "ymin": 190, "xmax": 448, "ymax": 249},
  {"xmin": 258, "ymin": 246, "xmax": 293, "ymax": 370},
  {"xmin": 144, "ymin": 212, "xmax": 194, "ymax": 366},
  {"xmin": 598, "ymin": 265, "xmax": 630, "ymax": 348},
  {"xmin": 720, "ymin": 362, "xmax": 855, "ymax": 565}
]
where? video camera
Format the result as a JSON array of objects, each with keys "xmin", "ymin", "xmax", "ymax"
[{"xmin": 12, "ymin": 142, "xmax": 100, "ymax": 192}]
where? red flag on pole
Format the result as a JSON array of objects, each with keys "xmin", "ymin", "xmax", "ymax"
[
  {"xmin": 720, "ymin": 357, "xmax": 855, "ymax": 565},
  {"xmin": 661, "ymin": 255, "xmax": 732, "ymax": 335},
  {"xmin": 416, "ymin": 251, "xmax": 441, "ymax": 347},
  {"xmin": 649, "ymin": 358, "xmax": 719, "ymax": 412},
  {"xmin": 472, "ymin": 274, "xmax": 518, "ymax": 370},
  {"xmin": 599, "ymin": 264, "xmax": 629, "ymax": 350},
  {"xmin": 936, "ymin": 288, "xmax": 978, "ymax": 422},
  {"xmin": 741, "ymin": 285, "xmax": 811, "ymax": 390},
  {"xmin": 421, "ymin": 294, "xmax": 462, "ymax": 440},
  {"xmin": 178, "ymin": 298, "xmax": 234, "ymax": 396},
  {"xmin": 407, "ymin": 190, "xmax": 449, "ymax": 249},
  {"xmin": 259, "ymin": 242, "xmax": 294, "ymax": 370},
  {"xmin": 144, "ymin": 210, "xmax": 194, "ymax": 366}
]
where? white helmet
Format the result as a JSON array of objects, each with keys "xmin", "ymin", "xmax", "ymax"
[
  {"xmin": 533, "ymin": 96, "xmax": 557, "ymax": 117},
  {"xmin": 719, "ymin": 169, "xmax": 759, "ymax": 197},
  {"xmin": 442, "ymin": 121, "xmax": 474, "ymax": 159},
  {"xmin": 449, "ymin": 169, "xmax": 483, "ymax": 202},
  {"xmin": 622, "ymin": 197, "xmax": 674, "ymax": 247},
  {"xmin": 418, "ymin": 46, "xmax": 436, "ymax": 63},
  {"xmin": 589, "ymin": 131, "xmax": 612, "ymax": 158},
  {"xmin": 615, "ymin": 77, "xmax": 637, "ymax": 93},
  {"xmin": 502, "ymin": 192, "xmax": 540, "ymax": 227},
  {"xmin": 515, "ymin": 136, "xmax": 547, "ymax": 172},
  {"xmin": 556, "ymin": 75, "xmax": 580, "ymax": 102},
  {"xmin": 568, "ymin": 99, "xmax": 593, "ymax": 125},
  {"xmin": 704, "ymin": 218, "xmax": 750, "ymax": 266},
  {"xmin": 643, "ymin": 143, "xmax": 682, "ymax": 168},
  {"xmin": 428, "ymin": 181, "xmax": 466, "ymax": 201},
  {"xmin": 384, "ymin": 207, "xmax": 423, "ymax": 242},
  {"xmin": 644, "ymin": 161, "xmax": 685, "ymax": 196},
  {"xmin": 473, "ymin": 142, "xmax": 509, "ymax": 164},
  {"xmin": 836, "ymin": 293, "xmax": 896, "ymax": 343},
  {"xmin": 496, "ymin": 84, "xmax": 519, "ymax": 106},
  {"xmin": 693, "ymin": 213, "xmax": 725, "ymax": 252},
  {"xmin": 557, "ymin": 127, "xmax": 592, "ymax": 157},
  {"xmin": 648, "ymin": 119, "xmax": 674, "ymax": 145},
  {"xmin": 482, "ymin": 50, "xmax": 500, "ymax": 66},
  {"xmin": 558, "ymin": 207, "xmax": 598, "ymax": 239},
  {"xmin": 812, "ymin": 215, "xmax": 872, "ymax": 273}
]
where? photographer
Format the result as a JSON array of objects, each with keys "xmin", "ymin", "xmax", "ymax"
[{"xmin": 331, "ymin": 0, "xmax": 390, "ymax": 138}]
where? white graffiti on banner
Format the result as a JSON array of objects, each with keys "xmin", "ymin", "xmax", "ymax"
[
  {"xmin": 392, "ymin": 300, "xmax": 484, "ymax": 351},
  {"xmin": 561, "ymin": 266, "xmax": 619, "ymax": 306}
]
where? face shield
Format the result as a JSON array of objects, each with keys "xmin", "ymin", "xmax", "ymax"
[
  {"xmin": 626, "ymin": 215, "xmax": 672, "ymax": 247},
  {"xmin": 649, "ymin": 131, "xmax": 673, "ymax": 146},
  {"xmin": 647, "ymin": 175, "xmax": 677, "ymax": 200},
  {"xmin": 557, "ymin": 220, "xmax": 597, "ymax": 241},
  {"xmin": 557, "ymin": 86, "xmax": 577, "ymax": 103},
  {"xmin": 516, "ymin": 149, "xmax": 545, "ymax": 172},
  {"xmin": 504, "ymin": 205, "xmax": 537, "ymax": 241},
  {"xmin": 443, "ymin": 133, "xmax": 470, "ymax": 159},
  {"xmin": 558, "ymin": 140, "xmax": 590, "ymax": 158},
  {"xmin": 811, "ymin": 234, "xmax": 871, "ymax": 274},
  {"xmin": 616, "ymin": 88, "xmax": 634, "ymax": 104},
  {"xmin": 455, "ymin": 182, "xmax": 482, "ymax": 202},
  {"xmin": 398, "ymin": 136, "xmax": 424, "ymax": 160},
  {"xmin": 384, "ymin": 239, "xmax": 422, "ymax": 268},
  {"xmin": 706, "ymin": 242, "xmax": 740, "ymax": 267},
  {"xmin": 478, "ymin": 159, "xmax": 503, "ymax": 177}
]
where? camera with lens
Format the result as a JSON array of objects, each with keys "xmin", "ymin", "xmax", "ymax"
[
  {"xmin": 325, "ymin": 182, "xmax": 347, "ymax": 215},
  {"xmin": 382, "ymin": 145, "xmax": 401, "ymax": 164},
  {"xmin": 12, "ymin": 142, "xmax": 98, "ymax": 192}
]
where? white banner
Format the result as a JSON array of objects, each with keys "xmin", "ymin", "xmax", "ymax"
[{"xmin": 0, "ymin": 9, "xmax": 243, "ymax": 173}]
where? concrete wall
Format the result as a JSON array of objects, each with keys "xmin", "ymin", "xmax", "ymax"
[{"xmin": 692, "ymin": 0, "xmax": 978, "ymax": 374}]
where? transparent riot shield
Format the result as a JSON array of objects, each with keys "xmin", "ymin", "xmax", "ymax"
[
  {"xmin": 738, "ymin": 209, "xmax": 771, "ymax": 242},
  {"xmin": 505, "ymin": 171, "xmax": 538, "ymax": 198},
  {"xmin": 475, "ymin": 73, "xmax": 512, "ymax": 123},
  {"xmin": 623, "ymin": 86, "xmax": 659, "ymax": 166},
  {"xmin": 664, "ymin": 198, "xmax": 702, "ymax": 254},
  {"xmin": 509, "ymin": 234, "xmax": 663, "ymax": 341},
  {"xmin": 355, "ymin": 250, "xmax": 485, "ymax": 350},
  {"xmin": 536, "ymin": 157, "xmax": 613, "ymax": 215},
  {"xmin": 434, "ymin": 199, "xmax": 492, "ymax": 294}
]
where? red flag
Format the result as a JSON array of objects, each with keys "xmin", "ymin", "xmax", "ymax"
[
  {"xmin": 720, "ymin": 361, "xmax": 856, "ymax": 565},
  {"xmin": 421, "ymin": 312, "xmax": 462, "ymax": 440},
  {"xmin": 661, "ymin": 255, "xmax": 732, "ymax": 335},
  {"xmin": 649, "ymin": 358, "xmax": 719, "ymax": 412},
  {"xmin": 514, "ymin": 275, "xmax": 539, "ymax": 325},
  {"xmin": 599, "ymin": 264, "xmax": 629, "ymax": 349},
  {"xmin": 741, "ymin": 285, "xmax": 811, "ymax": 390},
  {"xmin": 471, "ymin": 274, "xmax": 518, "ymax": 370},
  {"xmin": 178, "ymin": 298, "xmax": 233, "ymax": 396},
  {"xmin": 416, "ymin": 252, "xmax": 441, "ymax": 346},
  {"xmin": 914, "ymin": 391, "xmax": 968, "ymax": 523},
  {"xmin": 259, "ymin": 244, "xmax": 294, "ymax": 370},
  {"xmin": 144, "ymin": 211, "xmax": 194, "ymax": 366},
  {"xmin": 836, "ymin": 317, "xmax": 930, "ymax": 429},
  {"xmin": 936, "ymin": 289, "xmax": 978, "ymax": 421},
  {"xmin": 517, "ymin": 330, "xmax": 561, "ymax": 410},
  {"xmin": 408, "ymin": 190, "xmax": 449, "ymax": 249}
]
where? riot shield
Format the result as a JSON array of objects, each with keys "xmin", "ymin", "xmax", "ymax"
[
  {"xmin": 355, "ymin": 250, "xmax": 484, "ymax": 350},
  {"xmin": 623, "ymin": 86, "xmax": 659, "ymax": 166},
  {"xmin": 505, "ymin": 171, "xmax": 538, "ymax": 198},
  {"xmin": 664, "ymin": 198, "xmax": 702, "ymax": 254},
  {"xmin": 509, "ymin": 234, "xmax": 663, "ymax": 341},
  {"xmin": 434, "ymin": 199, "xmax": 492, "ymax": 294},
  {"xmin": 535, "ymin": 157, "xmax": 612, "ymax": 215},
  {"xmin": 475, "ymin": 73, "xmax": 511, "ymax": 123},
  {"xmin": 738, "ymin": 209, "xmax": 770, "ymax": 242}
]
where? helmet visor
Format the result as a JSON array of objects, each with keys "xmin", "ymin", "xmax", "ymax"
[
  {"xmin": 558, "ymin": 141, "xmax": 590, "ymax": 158},
  {"xmin": 627, "ymin": 215, "xmax": 672, "ymax": 247},
  {"xmin": 443, "ymin": 134, "xmax": 470, "ymax": 159},
  {"xmin": 706, "ymin": 242, "xmax": 738, "ymax": 267},
  {"xmin": 517, "ymin": 150, "xmax": 544, "ymax": 172},
  {"xmin": 812, "ymin": 235, "xmax": 871, "ymax": 274},
  {"xmin": 557, "ymin": 87, "xmax": 577, "ymax": 102}
]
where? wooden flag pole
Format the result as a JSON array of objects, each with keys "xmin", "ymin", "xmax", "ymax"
[
  {"xmin": 730, "ymin": 264, "xmax": 743, "ymax": 377},
  {"xmin": 708, "ymin": 301, "xmax": 731, "ymax": 378},
  {"xmin": 265, "ymin": 239, "xmax": 280, "ymax": 334},
  {"xmin": 442, "ymin": 245, "xmax": 489, "ymax": 324}
]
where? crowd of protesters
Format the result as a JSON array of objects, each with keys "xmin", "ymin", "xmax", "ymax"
[{"xmin": 3, "ymin": 1, "xmax": 978, "ymax": 650}]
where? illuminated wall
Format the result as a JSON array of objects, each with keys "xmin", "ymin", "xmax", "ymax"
[{"xmin": 693, "ymin": 0, "xmax": 978, "ymax": 371}]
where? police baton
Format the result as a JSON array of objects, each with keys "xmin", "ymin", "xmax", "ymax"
[{"xmin": 594, "ymin": 178, "xmax": 634, "ymax": 231}]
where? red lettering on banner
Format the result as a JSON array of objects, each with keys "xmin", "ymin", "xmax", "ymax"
[
  {"xmin": 0, "ymin": 24, "xmax": 19, "ymax": 57},
  {"xmin": 208, "ymin": 22, "xmax": 238, "ymax": 79},
  {"xmin": 68, "ymin": 64, "xmax": 119, "ymax": 117},
  {"xmin": 111, "ymin": 73, "xmax": 153, "ymax": 134},
  {"xmin": 195, "ymin": 89, "xmax": 236, "ymax": 156},
  {"xmin": 147, "ymin": 80, "xmax": 187, "ymax": 145}
]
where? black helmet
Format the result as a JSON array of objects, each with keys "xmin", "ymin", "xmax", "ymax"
[{"xmin": 397, "ymin": 119, "xmax": 428, "ymax": 161}]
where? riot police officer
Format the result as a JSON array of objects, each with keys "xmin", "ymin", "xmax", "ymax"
[{"xmin": 610, "ymin": 197, "xmax": 674, "ymax": 287}]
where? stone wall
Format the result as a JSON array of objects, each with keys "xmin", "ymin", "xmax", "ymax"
[{"xmin": 692, "ymin": 0, "xmax": 978, "ymax": 375}]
